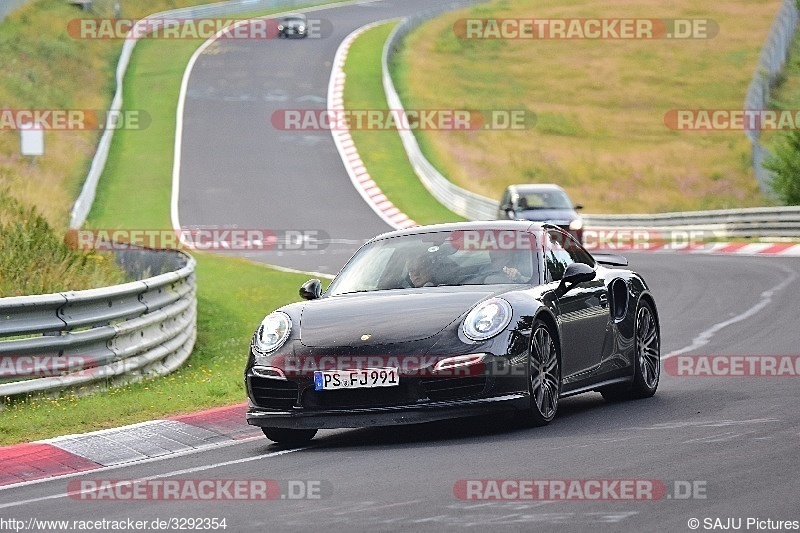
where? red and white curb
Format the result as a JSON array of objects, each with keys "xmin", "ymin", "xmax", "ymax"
[
  {"xmin": 681, "ymin": 242, "xmax": 800, "ymax": 256},
  {"xmin": 587, "ymin": 240, "xmax": 800, "ymax": 257},
  {"xmin": 328, "ymin": 20, "xmax": 417, "ymax": 231},
  {"xmin": 0, "ymin": 403, "xmax": 254, "ymax": 488},
  {"xmin": 326, "ymin": 26, "xmax": 800, "ymax": 257}
]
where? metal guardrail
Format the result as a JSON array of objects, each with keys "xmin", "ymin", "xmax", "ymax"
[
  {"xmin": 382, "ymin": 1, "xmax": 497, "ymax": 221},
  {"xmin": 20, "ymin": 0, "xmax": 330, "ymax": 396},
  {"xmin": 583, "ymin": 206, "xmax": 800, "ymax": 239},
  {"xmin": 69, "ymin": 0, "xmax": 335, "ymax": 229},
  {"xmin": 744, "ymin": 0, "xmax": 799, "ymax": 194},
  {"xmin": 0, "ymin": 249, "xmax": 196, "ymax": 398},
  {"xmin": 382, "ymin": 2, "xmax": 800, "ymax": 237}
]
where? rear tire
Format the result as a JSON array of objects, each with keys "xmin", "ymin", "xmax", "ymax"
[
  {"xmin": 601, "ymin": 299, "xmax": 660, "ymax": 401},
  {"xmin": 261, "ymin": 427, "xmax": 317, "ymax": 445},
  {"xmin": 519, "ymin": 319, "xmax": 560, "ymax": 427}
]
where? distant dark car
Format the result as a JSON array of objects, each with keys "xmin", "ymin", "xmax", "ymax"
[
  {"xmin": 245, "ymin": 221, "xmax": 660, "ymax": 445},
  {"xmin": 498, "ymin": 184, "xmax": 584, "ymax": 243},
  {"xmin": 277, "ymin": 14, "xmax": 307, "ymax": 38}
]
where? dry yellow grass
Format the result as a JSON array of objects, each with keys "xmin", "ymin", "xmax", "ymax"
[
  {"xmin": 0, "ymin": 0, "xmax": 220, "ymax": 229},
  {"xmin": 398, "ymin": 0, "xmax": 782, "ymax": 213}
]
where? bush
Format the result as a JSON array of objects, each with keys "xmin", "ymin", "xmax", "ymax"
[
  {"xmin": 0, "ymin": 191, "xmax": 126, "ymax": 296},
  {"xmin": 763, "ymin": 129, "xmax": 800, "ymax": 205}
]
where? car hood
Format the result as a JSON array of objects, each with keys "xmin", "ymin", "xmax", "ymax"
[
  {"xmin": 299, "ymin": 288, "xmax": 497, "ymax": 347},
  {"xmin": 516, "ymin": 208, "xmax": 578, "ymax": 223}
]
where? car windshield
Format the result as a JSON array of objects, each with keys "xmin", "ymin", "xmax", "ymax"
[
  {"xmin": 517, "ymin": 190, "xmax": 573, "ymax": 210},
  {"xmin": 327, "ymin": 230, "xmax": 537, "ymax": 296},
  {"xmin": 282, "ymin": 16, "xmax": 305, "ymax": 22}
]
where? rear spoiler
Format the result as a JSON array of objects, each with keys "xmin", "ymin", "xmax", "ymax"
[{"xmin": 592, "ymin": 252, "xmax": 628, "ymax": 267}]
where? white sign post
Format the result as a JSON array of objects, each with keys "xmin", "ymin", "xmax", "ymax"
[{"xmin": 20, "ymin": 123, "xmax": 44, "ymax": 162}]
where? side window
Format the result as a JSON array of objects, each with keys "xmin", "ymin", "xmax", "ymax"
[
  {"xmin": 545, "ymin": 230, "xmax": 573, "ymax": 282},
  {"xmin": 561, "ymin": 232, "xmax": 595, "ymax": 267},
  {"xmin": 500, "ymin": 189, "xmax": 511, "ymax": 207}
]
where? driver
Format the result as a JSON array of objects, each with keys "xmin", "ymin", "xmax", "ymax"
[{"xmin": 407, "ymin": 255, "xmax": 437, "ymax": 287}]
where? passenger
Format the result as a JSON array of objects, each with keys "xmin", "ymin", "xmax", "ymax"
[{"xmin": 485, "ymin": 250, "xmax": 531, "ymax": 284}]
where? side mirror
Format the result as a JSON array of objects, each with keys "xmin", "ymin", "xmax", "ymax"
[
  {"xmin": 505, "ymin": 208, "xmax": 516, "ymax": 220},
  {"xmin": 299, "ymin": 278, "xmax": 322, "ymax": 300},
  {"xmin": 556, "ymin": 263, "xmax": 595, "ymax": 296},
  {"xmin": 574, "ymin": 204, "xmax": 584, "ymax": 210}
]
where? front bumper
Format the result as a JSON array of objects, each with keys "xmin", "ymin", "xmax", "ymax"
[
  {"xmin": 280, "ymin": 28, "xmax": 306, "ymax": 37},
  {"xmin": 246, "ymin": 393, "xmax": 528, "ymax": 429}
]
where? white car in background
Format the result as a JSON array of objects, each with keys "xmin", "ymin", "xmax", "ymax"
[{"xmin": 498, "ymin": 184, "xmax": 584, "ymax": 242}]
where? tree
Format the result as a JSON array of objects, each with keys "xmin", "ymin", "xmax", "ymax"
[{"xmin": 763, "ymin": 129, "xmax": 800, "ymax": 205}]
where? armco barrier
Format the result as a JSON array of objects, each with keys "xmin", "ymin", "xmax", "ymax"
[
  {"xmin": 382, "ymin": 1, "xmax": 495, "ymax": 221},
  {"xmin": 0, "ymin": 249, "xmax": 196, "ymax": 398},
  {"xmin": 382, "ymin": 2, "xmax": 800, "ymax": 236},
  {"xmin": 69, "ymin": 0, "xmax": 335, "ymax": 229},
  {"xmin": 744, "ymin": 0, "xmax": 800, "ymax": 195},
  {"xmin": 583, "ymin": 206, "xmax": 800, "ymax": 239}
]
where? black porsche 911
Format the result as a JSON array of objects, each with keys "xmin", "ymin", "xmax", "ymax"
[{"xmin": 245, "ymin": 221, "xmax": 660, "ymax": 444}]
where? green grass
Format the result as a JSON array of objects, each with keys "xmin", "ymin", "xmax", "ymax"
[
  {"xmin": 86, "ymin": 36, "xmax": 199, "ymax": 229},
  {"xmin": 343, "ymin": 22, "xmax": 463, "ymax": 225},
  {"xmin": 761, "ymin": 21, "xmax": 800, "ymax": 205},
  {"xmin": 0, "ymin": 3, "xmax": 333, "ymax": 444},
  {"xmin": 0, "ymin": 0, "xmax": 119, "ymax": 227},
  {"xmin": 0, "ymin": 0, "xmax": 234, "ymax": 228},
  {"xmin": 0, "ymin": 192, "xmax": 125, "ymax": 297},
  {"xmin": 395, "ymin": 0, "xmax": 779, "ymax": 214},
  {"xmin": 0, "ymin": 254, "xmax": 309, "ymax": 445},
  {"xmin": 763, "ymin": 27, "xmax": 800, "ymax": 151}
]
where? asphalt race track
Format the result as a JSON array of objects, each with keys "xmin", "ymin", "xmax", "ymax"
[
  {"xmin": 177, "ymin": 0, "xmax": 438, "ymax": 274},
  {"xmin": 3, "ymin": 253, "xmax": 800, "ymax": 532},
  {"xmin": 3, "ymin": 2, "xmax": 799, "ymax": 532}
]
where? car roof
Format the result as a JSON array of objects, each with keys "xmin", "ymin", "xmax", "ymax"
[
  {"xmin": 367, "ymin": 220, "xmax": 545, "ymax": 243},
  {"xmin": 507, "ymin": 183, "xmax": 568, "ymax": 194}
]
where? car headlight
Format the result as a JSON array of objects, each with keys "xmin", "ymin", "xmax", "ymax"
[
  {"xmin": 569, "ymin": 218, "xmax": 583, "ymax": 231},
  {"xmin": 298, "ymin": 25, "xmax": 306, "ymax": 32},
  {"xmin": 278, "ymin": 24, "xmax": 284, "ymax": 31},
  {"xmin": 254, "ymin": 312, "xmax": 292, "ymax": 353},
  {"xmin": 462, "ymin": 298, "xmax": 512, "ymax": 341}
]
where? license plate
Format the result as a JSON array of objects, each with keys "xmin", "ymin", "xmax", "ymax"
[{"xmin": 314, "ymin": 368, "xmax": 399, "ymax": 391}]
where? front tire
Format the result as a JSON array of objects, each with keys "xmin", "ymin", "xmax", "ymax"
[
  {"xmin": 601, "ymin": 299, "xmax": 660, "ymax": 401},
  {"xmin": 261, "ymin": 427, "xmax": 317, "ymax": 445},
  {"xmin": 520, "ymin": 319, "xmax": 561, "ymax": 426}
]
